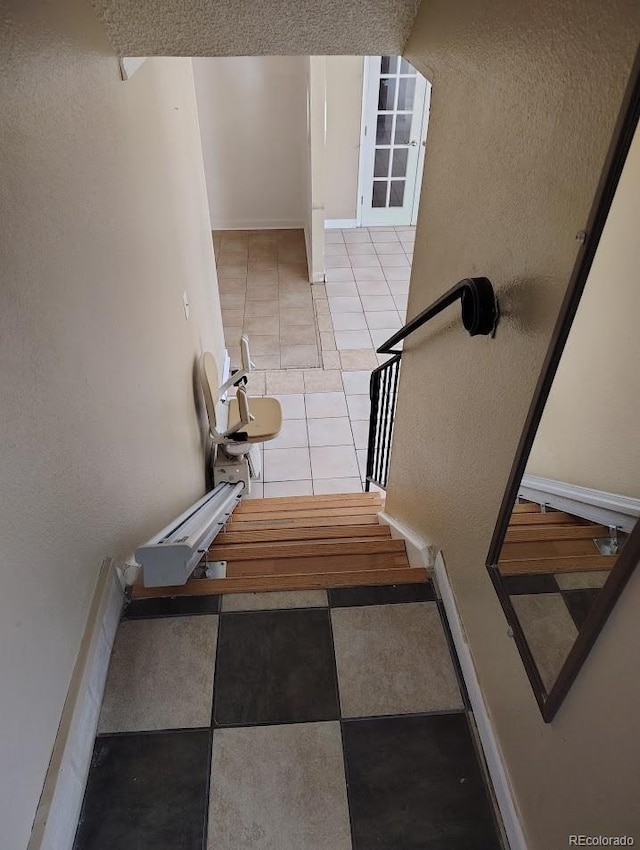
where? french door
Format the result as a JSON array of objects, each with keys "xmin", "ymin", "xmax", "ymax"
[{"xmin": 359, "ymin": 56, "xmax": 430, "ymax": 227}]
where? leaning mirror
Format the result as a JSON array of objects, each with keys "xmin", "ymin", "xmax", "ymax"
[{"xmin": 486, "ymin": 71, "xmax": 640, "ymax": 722}]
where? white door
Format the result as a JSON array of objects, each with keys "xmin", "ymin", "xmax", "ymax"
[{"xmin": 359, "ymin": 56, "xmax": 430, "ymax": 227}]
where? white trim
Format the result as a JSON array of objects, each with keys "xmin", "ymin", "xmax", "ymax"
[
  {"xmin": 355, "ymin": 55, "xmax": 369, "ymax": 228},
  {"xmin": 210, "ymin": 219, "xmax": 305, "ymax": 231},
  {"xmin": 410, "ymin": 82, "xmax": 431, "ymax": 225},
  {"xmin": 28, "ymin": 560, "xmax": 124, "ymax": 850},
  {"xmin": 324, "ymin": 218, "xmax": 358, "ymax": 229},
  {"xmin": 519, "ymin": 474, "xmax": 639, "ymax": 533},
  {"xmin": 434, "ymin": 552, "xmax": 528, "ymax": 850},
  {"xmin": 377, "ymin": 511, "xmax": 434, "ymax": 568},
  {"xmin": 119, "ymin": 57, "xmax": 146, "ymax": 81}
]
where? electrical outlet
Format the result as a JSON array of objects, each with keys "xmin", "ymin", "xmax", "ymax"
[{"xmin": 182, "ymin": 291, "xmax": 190, "ymax": 320}]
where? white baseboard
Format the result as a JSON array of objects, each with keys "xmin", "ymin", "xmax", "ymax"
[
  {"xmin": 434, "ymin": 552, "xmax": 528, "ymax": 850},
  {"xmin": 210, "ymin": 219, "xmax": 304, "ymax": 231},
  {"xmin": 28, "ymin": 560, "xmax": 124, "ymax": 850},
  {"xmin": 377, "ymin": 511, "xmax": 434, "ymax": 569},
  {"xmin": 324, "ymin": 218, "xmax": 358, "ymax": 229},
  {"xmin": 519, "ymin": 474, "xmax": 639, "ymax": 533}
]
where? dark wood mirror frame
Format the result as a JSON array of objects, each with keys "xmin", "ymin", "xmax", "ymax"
[{"xmin": 486, "ymin": 47, "xmax": 640, "ymax": 723}]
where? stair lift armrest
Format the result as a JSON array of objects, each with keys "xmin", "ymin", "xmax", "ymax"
[
  {"xmin": 218, "ymin": 335, "xmax": 256, "ymax": 399},
  {"xmin": 218, "ymin": 386, "xmax": 255, "ymax": 440}
]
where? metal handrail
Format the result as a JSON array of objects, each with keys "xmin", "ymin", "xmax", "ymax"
[
  {"xmin": 377, "ymin": 276, "xmax": 498, "ymax": 355},
  {"xmin": 365, "ymin": 277, "xmax": 498, "ymax": 491}
]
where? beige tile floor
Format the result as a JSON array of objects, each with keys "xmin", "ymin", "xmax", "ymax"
[{"xmin": 215, "ymin": 226, "xmax": 415, "ymax": 497}]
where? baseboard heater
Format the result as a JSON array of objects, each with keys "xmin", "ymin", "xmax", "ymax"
[{"xmin": 135, "ymin": 482, "xmax": 244, "ymax": 587}]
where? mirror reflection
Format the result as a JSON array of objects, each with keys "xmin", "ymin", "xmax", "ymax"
[{"xmin": 494, "ymin": 125, "xmax": 639, "ymax": 694}]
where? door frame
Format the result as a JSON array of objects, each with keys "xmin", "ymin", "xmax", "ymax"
[{"xmin": 356, "ymin": 56, "xmax": 431, "ymax": 228}]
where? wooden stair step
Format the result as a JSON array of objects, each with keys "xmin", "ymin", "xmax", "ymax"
[
  {"xmin": 209, "ymin": 538, "xmax": 406, "ymax": 562},
  {"xmin": 229, "ymin": 504, "xmax": 380, "ymax": 524},
  {"xmin": 132, "ymin": 566, "xmax": 428, "ymax": 599},
  {"xmin": 501, "ymin": 537, "xmax": 604, "ymax": 561},
  {"xmin": 504, "ymin": 524, "xmax": 607, "ymax": 543},
  {"xmin": 507, "ymin": 511, "xmax": 581, "ymax": 526},
  {"xmin": 226, "ymin": 513, "xmax": 381, "ymax": 531},
  {"xmin": 499, "ymin": 554, "xmax": 616, "ymax": 576},
  {"xmin": 216, "ymin": 524, "xmax": 390, "ymax": 545},
  {"xmin": 226, "ymin": 551, "xmax": 410, "ymax": 577},
  {"xmin": 236, "ymin": 493, "xmax": 382, "ymax": 513},
  {"xmin": 512, "ymin": 503, "xmax": 541, "ymax": 513}
]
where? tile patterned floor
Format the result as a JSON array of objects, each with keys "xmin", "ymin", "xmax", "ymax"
[
  {"xmin": 74, "ymin": 583, "xmax": 504, "ymax": 850},
  {"xmin": 214, "ymin": 226, "xmax": 414, "ymax": 499}
]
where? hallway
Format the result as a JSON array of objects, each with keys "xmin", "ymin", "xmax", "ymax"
[
  {"xmin": 73, "ymin": 582, "xmax": 503, "ymax": 849},
  {"xmin": 217, "ymin": 226, "xmax": 414, "ymax": 497}
]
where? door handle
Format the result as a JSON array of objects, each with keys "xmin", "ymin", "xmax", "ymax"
[{"xmin": 409, "ymin": 140, "xmax": 418, "ymax": 146}]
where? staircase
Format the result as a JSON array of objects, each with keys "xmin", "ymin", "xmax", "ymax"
[
  {"xmin": 499, "ymin": 502, "xmax": 618, "ymax": 576},
  {"xmin": 133, "ymin": 492, "xmax": 426, "ymax": 599}
]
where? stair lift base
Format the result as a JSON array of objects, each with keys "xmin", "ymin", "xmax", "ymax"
[{"xmin": 213, "ymin": 443, "xmax": 261, "ymax": 494}]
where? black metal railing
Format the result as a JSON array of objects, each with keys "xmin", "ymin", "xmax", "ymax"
[{"xmin": 365, "ymin": 277, "xmax": 498, "ymax": 491}]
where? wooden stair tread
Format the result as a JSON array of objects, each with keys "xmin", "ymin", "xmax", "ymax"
[
  {"xmin": 236, "ymin": 493, "xmax": 382, "ymax": 512},
  {"xmin": 512, "ymin": 503, "xmax": 540, "ymax": 513},
  {"xmin": 507, "ymin": 512, "xmax": 581, "ymax": 526},
  {"xmin": 499, "ymin": 554, "xmax": 616, "ymax": 576},
  {"xmin": 230, "ymin": 504, "xmax": 379, "ymax": 523},
  {"xmin": 504, "ymin": 524, "xmax": 607, "ymax": 543},
  {"xmin": 501, "ymin": 538, "xmax": 604, "ymax": 561},
  {"xmin": 132, "ymin": 567, "xmax": 427, "ymax": 598},
  {"xmin": 209, "ymin": 538, "xmax": 406, "ymax": 561},
  {"xmin": 226, "ymin": 513, "xmax": 381, "ymax": 530},
  {"xmin": 217, "ymin": 524, "xmax": 390, "ymax": 545},
  {"xmin": 226, "ymin": 551, "xmax": 410, "ymax": 576}
]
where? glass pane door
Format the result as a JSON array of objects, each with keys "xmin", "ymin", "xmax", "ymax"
[{"xmin": 360, "ymin": 56, "xmax": 430, "ymax": 227}]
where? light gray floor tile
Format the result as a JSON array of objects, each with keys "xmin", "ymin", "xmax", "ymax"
[
  {"xmin": 313, "ymin": 477, "xmax": 363, "ymax": 495},
  {"xmin": 369, "ymin": 230, "xmax": 400, "ymax": 243},
  {"xmin": 351, "ymin": 419, "xmax": 370, "ymax": 450},
  {"xmin": 310, "ymin": 445, "xmax": 359, "ymax": 479},
  {"xmin": 303, "ymin": 369, "xmax": 343, "ymax": 393},
  {"xmin": 305, "ymin": 391, "xmax": 348, "ymax": 418},
  {"xmin": 323, "ymin": 351, "xmax": 342, "ymax": 369},
  {"xmin": 267, "ymin": 418, "xmax": 309, "ymax": 449},
  {"xmin": 325, "ymin": 254, "xmax": 352, "ymax": 269},
  {"xmin": 346, "ymin": 242, "xmax": 378, "ymax": 255},
  {"xmin": 245, "ymin": 482, "xmax": 264, "ymax": 499},
  {"xmin": 356, "ymin": 280, "xmax": 392, "ymax": 296},
  {"xmin": 266, "ymin": 371, "xmax": 305, "ymax": 395},
  {"xmin": 329, "ymin": 296, "xmax": 363, "ymax": 314},
  {"xmin": 374, "ymin": 241, "xmax": 406, "ymax": 254},
  {"xmin": 325, "ymin": 281, "xmax": 359, "ymax": 297},
  {"xmin": 280, "ymin": 345, "xmax": 319, "ymax": 368},
  {"xmin": 324, "ymin": 230, "xmax": 345, "ymax": 244},
  {"xmin": 263, "ymin": 479, "xmax": 313, "ymax": 497},
  {"xmin": 331, "ymin": 602, "xmax": 463, "ymax": 717},
  {"xmin": 263, "ymin": 447, "xmax": 311, "ymax": 482},
  {"xmin": 511, "ymin": 594, "xmax": 578, "ymax": 691},
  {"xmin": 384, "ymin": 267, "xmax": 411, "ymax": 282},
  {"xmin": 343, "ymin": 229, "xmax": 372, "ymax": 243},
  {"xmin": 308, "ymin": 417, "xmax": 354, "ymax": 447},
  {"xmin": 335, "ymin": 329, "xmax": 373, "ymax": 350},
  {"xmin": 340, "ymin": 350, "xmax": 379, "ymax": 370},
  {"xmin": 331, "ymin": 311, "xmax": 368, "ymax": 331},
  {"xmin": 221, "ymin": 589, "xmax": 328, "ymax": 612},
  {"xmin": 209, "ymin": 723, "xmax": 351, "ymax": 850},
  {"xmin": 98, "ymin": 616, "xmax": 218, "ymax": 733},
  {"xmin": 346, "ymin": 394, "xmax": 371, "ymax": 420},
  {"xmin": 379, "ymin": 254, "xmax": 410, "ymax": 268},
  {"xmin": 350, "ymin": 254, "xmax": 382, "ymax": 269},
  {"xmin": 341, "ymin": 370, "xmax": 371, "ymax": 394},
  {"xmin": 365, "ymin": 309, "xmax": 402, "ymax": 329},
  {"xmin": 360, "ymin": 294, "xmax": 397, "ymax": 311},
  {"xmin": 554, "ymin": 570, "xmax": 610, "ymax": 590},
  {"xmin": 353, "ymin": 267, "xmax": 386, "ymax": 282},
  {"xmin": 370, "ymin": 327, "xmax": 401, "ymax": 348},
  {"xmin": 274, "ymin": 393, "xmax": 306, "ymax": 418},
  {"xmin": 325, "ymin": 268, "xmax": 355, "ymax": 283}
]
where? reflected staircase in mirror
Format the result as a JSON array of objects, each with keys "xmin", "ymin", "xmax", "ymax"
[
  {"xmin": 132, "ymin": 492, "xmax": 427, "ymax": 599},
  {"xmin": 499, "ymin": 502, "xmax": 620, "ymax": 576}
]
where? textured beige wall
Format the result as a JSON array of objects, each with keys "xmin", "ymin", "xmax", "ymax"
[
  {"xmin": 0, "ymin": 3, "xmax": 225, "ymax": 846},
  {"xmin": 193, "ymin": 57, "xmax": 308, "ymax": 230},
  {"xmin": 526, "ymin": 125, "xmax": 640, "ymax": 498},
  {"xmin": 387, "ymin": 1, "xmax": 640, "ymax": 847},
  {"xmin": 325, "ymin": 56, "xmax": 364, "ymax": 221}
]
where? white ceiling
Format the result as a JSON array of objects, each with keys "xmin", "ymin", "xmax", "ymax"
[{"xmin": 90, "ymin": 0, "xmax": 422, "ymax": 57}]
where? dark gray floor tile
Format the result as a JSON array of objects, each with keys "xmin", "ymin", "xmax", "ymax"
[
  {"xmin": 329, "ymin": 581, "xmax": 435, "ymax": 607},
  {"xmin": 124, "ymin": 595, "xmax": 220, "ymax": 619},
  {"xmin": 343, "ymin": 713, "xmax": 501, "ymax": 850},
  {"xmin": 74, "ymin": 730, "xmax": 209, "ymax": 850},
  {"xmin": 213, "ymin": 609, "xmax": 339, "ymax": 726},
  {"xmin": 502, "ymin": 574, "xmax": 559, "ymax": 595},
  {"xmin": 562, "ymin": 587, "xmax": 601, "ymax": 630}
]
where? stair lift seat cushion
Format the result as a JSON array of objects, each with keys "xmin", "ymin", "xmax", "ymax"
[{"xmin": 227, "ymin": 396, "xmax": 282, "ymax": 443}]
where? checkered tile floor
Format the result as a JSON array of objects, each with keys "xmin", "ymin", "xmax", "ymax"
[{"xmin": 74, "ymin": 584, "xmax": 504, "ymax": 849}]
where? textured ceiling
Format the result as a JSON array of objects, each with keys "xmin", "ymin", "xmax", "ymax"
[{"xmin": 90, "ymin": 0, "xmax": 422, "ymax": 56}]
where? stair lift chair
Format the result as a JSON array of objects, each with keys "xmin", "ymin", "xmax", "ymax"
[{"xmin": 200, "ymin": 341, "xmax": 282, "ymax": 495}]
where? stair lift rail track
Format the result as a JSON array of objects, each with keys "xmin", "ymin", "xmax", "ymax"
[{"xmin": 365, "ymin": 277, "xmax": 498, "ymax": 491}]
